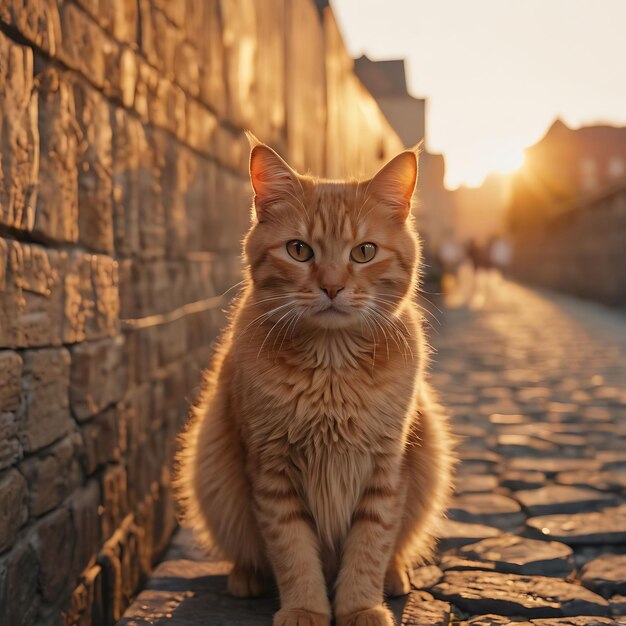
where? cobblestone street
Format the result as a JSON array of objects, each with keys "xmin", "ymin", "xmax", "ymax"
[{"xmin": 120, "ymin": 282, "xmax": 626, "ymax": 625}]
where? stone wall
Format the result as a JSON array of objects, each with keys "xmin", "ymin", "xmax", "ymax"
[
  {"xmin": 511, "ymin": 185, "xmax": 626, "ymax": 307},
  {"xmin": 0, "ymin": 2, "xmax": 403, "ymax": 624}
]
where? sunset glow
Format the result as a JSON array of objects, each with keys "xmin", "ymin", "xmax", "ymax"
[
  {"xmin": 455, "ymin": 141, "xmax": 526, "ymax": 188},
  {"xmin": 333, "ymin": 0, "xmax": 626, "ymax": 189}
]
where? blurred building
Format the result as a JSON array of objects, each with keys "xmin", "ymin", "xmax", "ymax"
[
  {"xmin": 354, "ymin": 55, "xmax": 425, "ymax": 147},
  {"xmin": 354, "ymin": 55, "xmax": 453, "ymax": 256},
  {"xmin": 508, "ymin": 120, "xmax": 626, "ymax": 305},
  {"xmin": 509, "ymin": 119, "xmax": 626, "ymax": 232},
  {"xmin": 450, "ymin": 173, "xmax": 511, "ymax": 244}
]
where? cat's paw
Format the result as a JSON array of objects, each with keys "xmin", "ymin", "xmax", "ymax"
[
  {"xmin": 384, "ymin": 563, "xmax": 411, "ymax": 597},
  {"xmin": 227, "ymin": 565, "xmax": 265, "ymax": 597},
  {"xmin": 336, "ymin": 605, "xmax": 395, "ymax": 626},
  {"xmin": 273, "ymin": 608, "xmax": 330, "ymax": 626}
]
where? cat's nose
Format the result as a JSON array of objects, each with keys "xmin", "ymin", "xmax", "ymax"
[{"xmin": 321, "ymin": 285, "xmax": 344, "ymax": 299}]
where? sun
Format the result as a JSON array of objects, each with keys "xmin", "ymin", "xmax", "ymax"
[
  {"xmin": 491, "ymin": 146, "xmax": 526, "ymax": 176},
  {"xmin": 447, "ymin": 142, "xmax": 526, "ymax": 188}
]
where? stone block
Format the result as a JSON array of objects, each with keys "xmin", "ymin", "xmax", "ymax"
[
  {"xmin": 70, "ymin": 336, "xmax": 126, "ymax": 421},
  {"xmin": 63, "ymin": 252, "xmax": 119, "ymax": 343},
  {"xmin": 162, "ymin": 140, "xmax": 193, "ymax": 258},
  {"xmin": 72, "ymin": 0, "xmax": 111, "ymax": 30},
  {"xmin": 0, "ymin": 412, "xmax": 22, "ymax": 471},
  {"xmin": 182, "ymin": 157, "xmax": 210, "ymax": 252},
  {"xmin": 130, "ymin": 258, "xmax": 180, "ymax": 317},
  {"xmin": 195, "ymin": 0, "xmax": 227, "ymax": 116},
  {"xmin": 0, "ymin": 469, "xmax": 28, "ymax": 553},
  {"xmin": 120, "ymin": 383, "xmax": 152, "ymax": 455},
  {"xmin": 101, "ymin": 465, "xmax": 128, "ymax": 541},
  {"xmin": 112, "ymin": 113, "xmax": 166, "ymax": 260},
  {"xmin": 0, "ymin": 0, "xmax": 61, "ymax": 57},
  {"xmin": 0, "ymin": 539, "xmax": 39, "ymax": 626},
  {"xmin": 254, "ymin": 0, "xmax": 287, "ymax": 147},
  {"xmin": 0, "ymin": 351, "xmax": 22, "ymax": 412},
  {"xmin": 69, "ymin": 480, "xmax": 102, "ymax": 575},
  {"xmin": 175, "ymin": 39, "xmax": 200, "ymax": 97},
  {"xmin": 220, "ymin": 0, "xmax": 257, "ymax": 128},
  {"xmin": 0, "ymin": 240, "xmax": 66, "ymax": 348},
  {"xmin": 119, "ymin": 47, "xmax": 138, "ymax": 109},
  {"xmin": 148, "ymin": 76, "xmax": 172, "ymax": 132},
  {"xmin": 137, "ymin": 0, "xmax": 158, "ymax": 68},
  {"xmin": 92, "ymin": 254, "xmax": 119, "ymax": 336},
  {"xmin": 158, "ymin": 318, "xmax": 188, "ymax": 367},
  {"xmin": 153, "ymin": 7, "xmax": 180, "ymax": 78},
  {"xmin": 112, "ymin": 110, "xmax": 141, "ymax": 257},
  {"xmin": 220, "ymin": 172, "xmax": 252, "ymax": 252},
  {"xmin": 110, "ymin": 0, "xmax": 139, "ymax": 44},
  {"xmin": 184, "ymin": 257, "xmax": 215, "ymax": 303},
  {"xmin": 73, "ymin": 78, "xmax": 114, "ymax": 253},
  {"xmin": 20, "ymin": 435, "xmax": 82, "ymax": 517},
  {"xmin": 80, "ymin": 407, "xmax": 122, "ymax": 475},
  {"xmin": 0, "ymin": 32, "xmax": 38, "ymax": 232},
  {"xmin": 58, "ymin": 2, "xmax": 106, "ymax": 88},
  {"xmin": 35, "ymin": 64, "xmax": 79, "ymax": 243},
  {"xmin": 62, "ymin": 251, "xmax": 95, "ymax": 344},
  {"xmin": 20, "ymin": 347, "xmax": 72, "ymax": 452},
  {"xmin": 29, "ymin": 507, "xmax": 74, "ymax": 602},
  {"xmin": 123, "ymin": 325, "xmax": 159, "ymax": 385},
  {"xmin": 138, "ymin": 129, "xmax": 167, "ymax": 258}
]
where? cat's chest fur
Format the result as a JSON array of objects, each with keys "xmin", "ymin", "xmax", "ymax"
[{"xmin": 239, "ymin": 331, "xmax": 420, "ymax": 546}]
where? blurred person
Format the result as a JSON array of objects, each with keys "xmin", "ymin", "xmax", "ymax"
[
  {"xmin": 437, "ymin": 237, "xmax": 464, "ymax": 295},
  {"xmin": 489, "ymin": 235, "xmax": 512, "ymax": 276},
  {"xmin": 466, "ymin": 238, "xmax": 491, "ymax": 309}
]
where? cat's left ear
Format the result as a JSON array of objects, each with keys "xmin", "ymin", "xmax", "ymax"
[
  {"xmin": 247, "ymin": 133, "xmax": 300, "ymax": 221},
  {"xmin": 368, "ymin": 151, "xmax": 418, "ymax": 222}
]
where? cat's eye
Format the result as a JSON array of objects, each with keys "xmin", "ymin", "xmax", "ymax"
[
  {"xmin": 286, "ymin": 240, "xmax": 314, "ymax": 262},
  {"xmin": 350, "ymin": 242, "xmax": 377, "ymax": 263}
]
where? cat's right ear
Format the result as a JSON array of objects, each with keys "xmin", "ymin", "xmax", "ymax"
[{"xmin": 247, "ymin": 134, "xmax": 299, "ymax": 221}]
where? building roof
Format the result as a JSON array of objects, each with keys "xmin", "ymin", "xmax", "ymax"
[{"xmin": 354, "ymin": 55, "xmax": 408, "ymax": 96}]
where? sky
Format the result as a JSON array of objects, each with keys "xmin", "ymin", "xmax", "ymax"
[{"xmin": 332, "ymin": 0, "xmax": 626, "ymax": 189}]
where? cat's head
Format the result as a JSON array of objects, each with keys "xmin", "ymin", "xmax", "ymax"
[{"xmin": 244, "ymin": 140, "xmax": 421, "ymax": 330}]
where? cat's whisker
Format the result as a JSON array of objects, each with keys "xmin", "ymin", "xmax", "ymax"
[
  {"xmin": 367, "ymin": 306, "xmax": 414, "ymax": 361},
  {"xmin": 273, "ymin": 307, "xmax": 299, "ymax": 354},
  {"xmin": 257, "ymin": 306, "xmax": 297, "ymax": 359},
  {"xmin": 359, "ymin": 311, "xmax": 378, "ymax": 369},
  {"xmin": 415, "ymin": 302, "xmax": 442, "ymax": 326},
  {"xmin": 367, "ymin": 299, "xmax": 414, "ymax": 337},
  {"xmin": 368, "ymin": 309, "xmax": 403, "ymax": 358},
  {"xmin": 365, "ymin": 308, "xmax": 391, "ymax": 359},
  {"xmin": 220, "ymin": 278, "xmax": 247, "ymax": 298},
  {"xmin": 247, "ymin": 294, "xmax": 297, "ymax": 307},
  {"xmin": 241, "ymin": 301, "xmax": 295, "ymax": 336},
  {"xmin": 288, "ymin": 309, "xmax": 305, "ymax": 341}
]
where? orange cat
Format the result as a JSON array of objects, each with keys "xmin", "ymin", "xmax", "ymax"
[{"xmin": 176, "ymin": 138, "xmax": 454, "ymax": 626}]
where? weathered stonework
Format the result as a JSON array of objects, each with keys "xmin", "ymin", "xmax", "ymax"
[{"xmin": 0, "ymin": 1, "xmax": 404, "ymax": 623}]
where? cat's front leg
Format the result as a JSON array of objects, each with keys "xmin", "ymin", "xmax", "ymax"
[
  {"xmin": 252, "ymin": 465, "xmax": 331, "ymax": 626},
  {"xmin": 334, "ymin": 462, "xmax": 402, "ymax": 626}
]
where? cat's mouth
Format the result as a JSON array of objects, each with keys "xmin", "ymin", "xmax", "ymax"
[
  {"xmin": 318, "ymin": 304, "xmax": 350, "ymax": 315},
  {"xmin": 318, "ymin": 304, "xmax": 350, "ymax": 316}
]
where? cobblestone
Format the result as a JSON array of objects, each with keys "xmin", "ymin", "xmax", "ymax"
[
  {"xmin": 449, "ymin": 535, "xmax": 574, "ymax": 577},
  {"xmin": 120, "ymin": 283, "xmax": 626, "ymax": 624},
  {"xmin": 431, "ymin": 570, "xmax": 609, "ymax": 618},
  {"xmin": 579, "ymin": 555, "xmax": 626, "ymax": 598}
]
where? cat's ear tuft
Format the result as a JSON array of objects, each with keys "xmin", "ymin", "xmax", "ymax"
[
  {"xmin": 249, "ymin": 140, "xmax": 299, "ymax": 221},
  {"xmin": 368, "ymin": 151, "xmax": 418, "ymax": 221}
]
